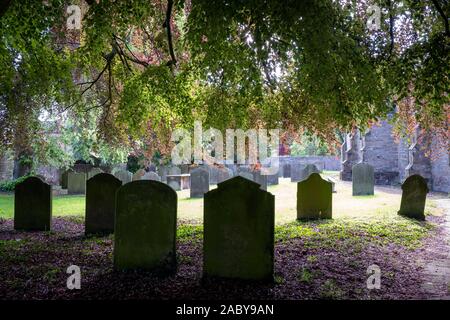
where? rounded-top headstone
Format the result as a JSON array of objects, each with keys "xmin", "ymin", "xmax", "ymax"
[
  {"xmin": 398, "ymin": 174, "xmax": 429, "ymax": 220},
  {"xmin": 114, "ymin": 180, "xmax": 177, "ymax": 272},
  {"xmin": 14, "ymin": 176, "xmax": 52, "ymax": 231},
  {"xmin": 297, "ymin": 173, "xmax": 332, "ymax": 220}
]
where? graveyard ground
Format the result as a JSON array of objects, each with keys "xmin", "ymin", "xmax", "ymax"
[{"xmin": 0, "ymin": 173, "xmax": 449, "ymax": 300}]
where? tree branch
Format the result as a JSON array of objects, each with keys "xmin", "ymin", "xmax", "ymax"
[
  {"xmin": 431, "ymin": 0, "xmax": 450, "ymax": 37},
  {"xmin": 163, "ymin": 0, "xmax": 177, "ymax": 68}
]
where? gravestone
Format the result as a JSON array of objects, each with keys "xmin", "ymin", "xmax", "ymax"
[
  {"xmin": 14, "ymin": 176, "xmax": 52, "ymax": 231},
  {"xmin": 352, "ymin": 163, "xmax": 374, "ymax": 196},
  {"xmin": 253, "ymin": 170, "xmax": 268, "ymax": 191},
  {"xmin": 398, "ymin": 174, "xmax": 429, "ymax": 220},
  {"xmin": 132, "ymin": 169, "xmax": 145, "ymax": 181},
  {"xmin": 168, "ymin": 166, "xmax": 181, "ymax": 175},
  {"xmin": 190, "ymin": 168, "xmax": 210, "ymax": 198},
  {"xmin": 217, "ymin": 167, "xmax": 233, "ymax": 184},
  {"xmin": 85, "ymin": 173, "xmax": 122, "ymax": 235},
  {"xmin": 142, "ymin": 171, "xmax": 161, "ymax": 181},
  {"xmin": 204, "ymin": 176, "xmax": 274, "ymax": 281},
  {"xmin": 87, "ymin": 167, "xmax": 103, "ymax": 180},
  {"xmin": 297, "ymin": 173, "xmax": 332, "ymax": 220},
  {"xmin": 61, "ymin": 169, "xmax": 72, "ymax": 189},
  {"xmin": 290, "ymin": 164, "xmax": 304, "ymax": 182},
  {"xmin": 283, "ymin": 163, "xmax": 291, "ymax": 178},
  {"xmin": 113, "ymin": 169, "xmax": 132, "ymax": 185},
  {"xmin": 68, "ymin": 172, "xmax": 86, "ymax": 194},
  {"xmin": 267, "ymin": 173, "xmax": 279, "ymax": 185},
  {"xmin": 114, "ymin": 180, "xmax": 177, "ymax": 272},
  {"xmin": 298, "ymin": 164, "xmax": 320, "ymax": 182}
]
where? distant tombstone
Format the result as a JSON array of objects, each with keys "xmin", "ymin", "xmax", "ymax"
[
  {"xmin": 267, "ymin": 173, "xmax": 279, "ymax": 185},
  {"xmin": 142, "ymin": 171, "xmax": 161, "ymax": 181},
  {"xmin": 190, "ymin": 168, "xmax": 209, "ymax": 198},
  {"xmin": 180, "ymin": 164, "xmax": 189, "ymax": 174},
  {"xmin": 208, "ymin": 165, "xmax": 219, "ymax": 184},
  {"xmin": 167, "ymin": 176, "xmax": 181, "ymax": 191},
  {"xmin": 352, "ymin": 163, "xmax": 374, "ymax": 196},
  {"xmin": 297, "ymin": 173, "xmax": 332, "ymax": 220},
  {"xmin": 114, "ymin": 180, "xmax": 177, "ymax": 272},
  {"xmin": 87, "ymin": 167, "xmax": 103, "ymax": 180},
  {"xmin": 61, "ymin": 169, "xmax": 72, "ymax": 189},
  {"xmin": 132, "ymin": 169, "xmax": 145, "ymax": 181},
  {"xmin": 158, "ymin": 166, "xmax": 168, "ymax": 182},
  {"xmin": 290, "ymin": 164, "xmax": 304, "ymax": 182},
  {"xmin": 283, "ymin": 163, "xmax": 291, "ymax": 178},
  {"xmin": 85, "ymin": 173, "xmax": 122, "ymax": 235},
  {"xmin": 217, "ymin": 167, "xmax": 233, "ymax": 184},
  {"xmin": 113, "ymin": 169, "xmax": 132, "ymax": 185},
  {"xmin": 253, "ymin": 171, "xmax": 268, "ymax": 191},
  {"xmin": 299, "ymin": 164, "xmax": 320, "ymax": 182},
  {"xmin": 204, "ymin": 176, "xmax": 274, "ymax": 281},
  {"xmin": 398, "ymin": 175, "xmax": 429, "ymax": 220},
  {"xmin": 68, "ymin": 172, "xmax": 86, "ymax": 194},
  {"xmin": 14, "ymin": 176, "xmax": 52, "ymax": 231},
  {"xmin": 168, "ymin": 166, "xmax": 181, "ymax": 176}
]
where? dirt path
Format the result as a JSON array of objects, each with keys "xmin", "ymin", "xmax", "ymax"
[{"xmin": 421, "ymin": 198, "xmax": 450, "ymax": 299}]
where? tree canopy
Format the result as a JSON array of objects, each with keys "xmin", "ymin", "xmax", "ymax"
[{"xmin": 0, "ymin": 0, "xmax": 448, "ymax": 164}]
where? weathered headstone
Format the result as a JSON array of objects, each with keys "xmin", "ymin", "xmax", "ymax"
[
  {"xmin": 168, "ymin": 166, "xmax": 181, "ymax": 176},
  {"xmin": 14, "ymin": 176, "xmax": 52, "ymax": 231},
  {"xmin": 114, "ymin": 180, "xmax": 177, "ymax": 272},
  {"xmin": 61, "ymin": 169, "xmax": 72, "ymax": 189},
  {"xmin": 283, "ymin": 163, "xmax": 291, "ymax": 178},
  {"xmin": 132, "ymin": 169, "xmax": 145, "ymax": 181},
  {"xmin": 297, "ymin": 173, "xmax": 332, "ymax": 220},
  {"xmin": 141, "ymin": 171, "xmax": 161, "ymax": 181},
  {"xmin": 204, "ymin": 176, "xmax": 274, "ymax": 281},
  {"xmin": 352, "ymin": 163, "xmax": 374, "ymax": 196},
  {"xmin": 87, "ymin": 167, "xmax": 103, "ymax": 180},
  {"xmin": 113, "ymin": 169, "xmax": 132, "ymax": 185},
  {"xmin": 398, "ymin": 174, "xmax": 429, "ymax": 220},
  {"xmin": 85, "ymin": 173, "xmax": 122, "ymax": 235},
  {"xmin": 190, "ymin": 167, "xmax": 209, "ymax": 198},
  {"xmin": 253, "ymin": 170, "xmax": 268, "ymax": 191},
  {"xmin": 67, "ymin": 172, "xmax": 86, "ymax": 194}
]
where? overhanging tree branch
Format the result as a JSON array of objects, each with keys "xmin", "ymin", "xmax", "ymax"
[
  {"xmin": 163, "ymin": 0, "xmax": 177, "ymax": 68},
  {"xmin": 431, "ymin": 0, "xmax": 450, "ymax": 37}
]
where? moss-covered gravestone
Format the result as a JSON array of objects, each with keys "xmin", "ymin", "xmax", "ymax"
[
  {"xmin": 204, "ymin": 176, "xmax": 275, "ymax": 281},
  {"xmin": 67, "ymin": 172, "xmax": 86, "ymax": 194},
  {"xmin": 352, "ymin": 163, "xmax": 374, "ymax": 196},
  {"xmin": 85, "ymin": 173, "xmax": 122, "ymax": 235},
  {"xmin": 297, "ymin": 173, "xmax": 332, "ymax": 220},
  {"xmin": 14, "ymin": 176, "xmax": 52, "ymax": 231},
  {"xmin": 114, "ymin": 180, "xmax": 177, "ymax": 272},
  {"xmin": 190, "ymin": 167, "xmax": 209, "ymax": 198},
  {"xmin": 398, "ymin": 174, "xmax": 429, "ymax": 220}
]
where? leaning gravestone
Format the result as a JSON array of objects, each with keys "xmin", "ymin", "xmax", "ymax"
[
  {"xmin": 68, "ymin": 172, "xmax": 86, "ymax": 194},
  {"xmin": 85, "ymin": 173, "xmax": 122, "ymax": 235},
  {"xmin": 141, "ymin": 171, "xmax": 161, "ymax": 181},
  {"xmin": 298, "ymin": 164, "xmax": 320, "ymax": 182},
  {"xmin": 204, "ymin": 176, "xmax": 274, "ymax": 281},
  {"xmin": 297, "ymin": 173, "xmax": 332, "ymax": 220},
  {"xmin": 398, "ymin": 175, "xmax": 429, "ymax": 220},
  {"xmin": 113, "ymin": 169, "xmax": 132, "ymax": 185},
  {"xmin": 114, "ymin": 180, "xmax": 177, "ymax": 272},
  {"xmin": 14, "ymin": 176, "xmax": 52, "ymax": 231},
  {"xmin": 132, "ymin": 169, "xmax": 146, "ymax": 181},
  {"xmin": 190, "ymin": 167, "xmax": 210, "ymax": 198},
  {"xmin": 87, "ymin": 167, "xmax": 103, "ymax": 180},
  {"xmin": 352, "ymin": 163, "xmax": 374, "ymax": 196}
]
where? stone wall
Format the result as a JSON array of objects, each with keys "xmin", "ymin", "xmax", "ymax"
[
  {"xmin": 340, "ymin": 131, "xmax": 361, "ymax": 181},
  {"xmin": 0, "ymin": 153, "xmax": 14, "ymax": 181},
  {"xmin": 361, "ymin": 120, "xmax": 400, "ymax": 185},
  {"xmin": 430, "ymin": 138, "xmax": 450, "ymax": 193}
]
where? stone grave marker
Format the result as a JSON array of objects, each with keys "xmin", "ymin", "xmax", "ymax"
[
  {"xmin": 203, "ymin": 176, "xmax": 274, "ymax": 281},
  {"xmin": 114, "ymin": 180, "xmax": 177, "ymax": 272},
  {"xmin": 68, "ymin": 172, "xmax": 86, "ymax": 194},
  {"xmin": 141, "ymin": 171, "xmax": 161, "ymax": 181},
  {"xmin": 85, "ymin": 173, "xmax": 122, "ymax": 235},
  {"xmin": 190, "ymin": 167, "xmax": 210, "ymax": 198},
  {"xmin": 297, "ymin": 173, "xmax": 332, "ymax": 220},
  {"xmin": 352, "ymin": 163, "xmax": 374, "ymax": 196},
  {"xmin": 14, "ymin": 176, "xmax": 52, "ymax": 231},
  {"xmin": 398, "ymin": 174, "xmax": 429, "ymax": 220}
]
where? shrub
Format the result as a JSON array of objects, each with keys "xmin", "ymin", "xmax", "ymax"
[{"xmin": 0, "ymin": 176, "xmax": 30, "ymax": 192}]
